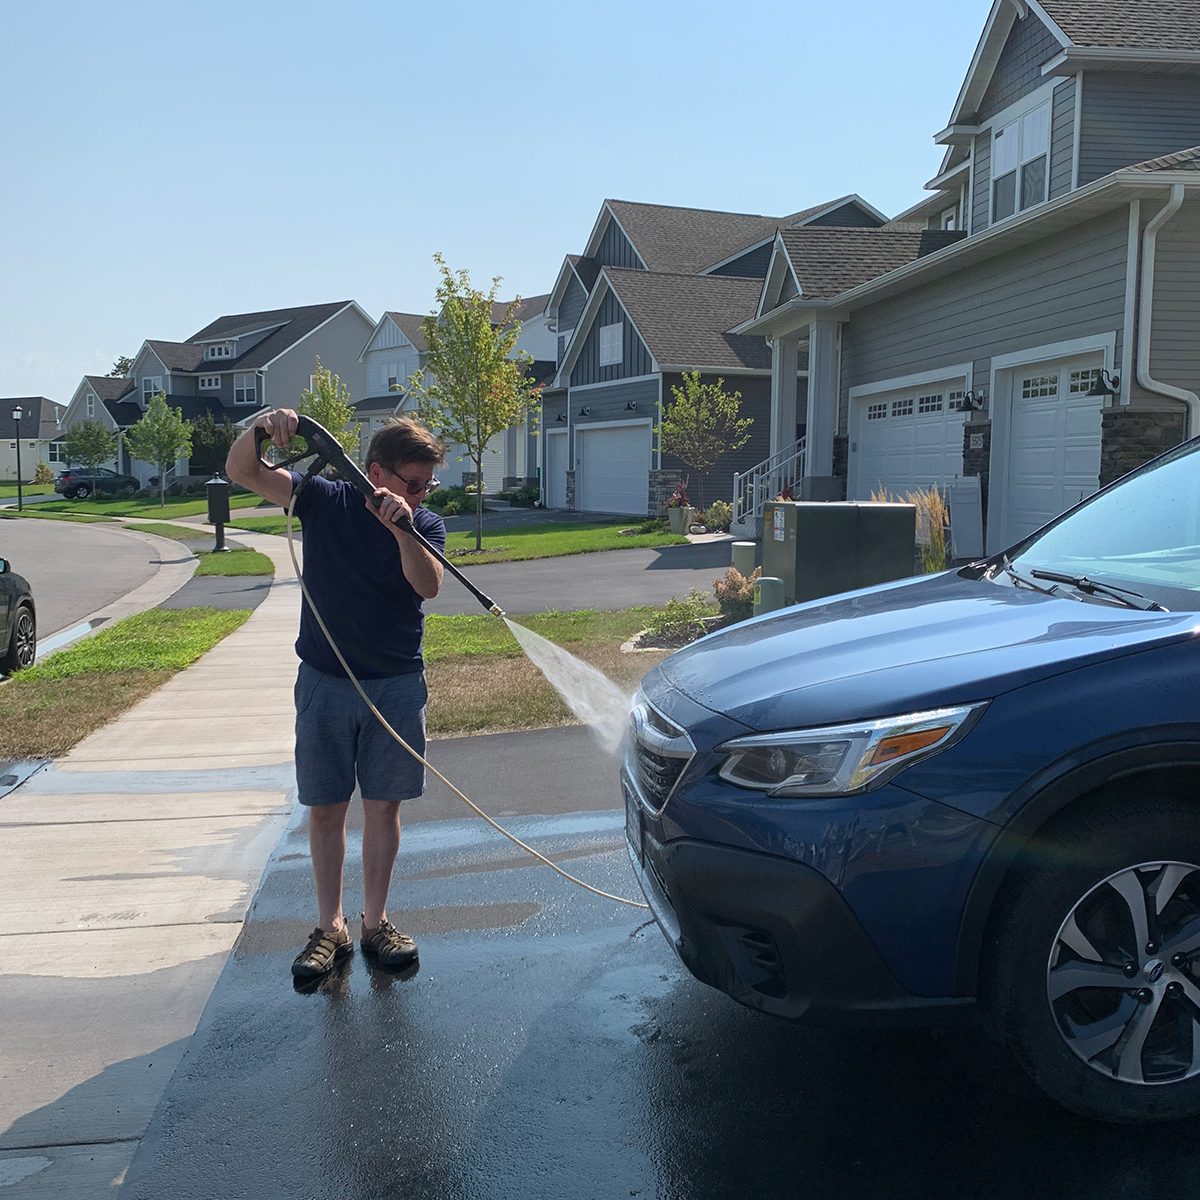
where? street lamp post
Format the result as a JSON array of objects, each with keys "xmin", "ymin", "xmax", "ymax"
[{"xmin": 11, "ymin": 404, "xmax": 23, "ymax": 512}]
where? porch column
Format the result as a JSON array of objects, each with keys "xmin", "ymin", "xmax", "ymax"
[
  {"xmin": 769, "ymin": 331, "xmax": 801, "ymax": 458},
  {"xmin": 804, "ymin": 316, "xmax": 839, "ymax": 479}
]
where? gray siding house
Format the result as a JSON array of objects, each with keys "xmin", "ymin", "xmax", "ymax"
[
  {"xmin": 544, "ymin": 195, "xmax": 887, "ymax": 515},
  {"xmin": 61, "ymin": 301, "xmax": 374, "ymax": 484},
  {"xmin": 739, "ymin": 0, "xmax": 1200, "ymax": 551}
]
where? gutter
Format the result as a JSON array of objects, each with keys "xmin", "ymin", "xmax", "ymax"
[{"xmin": 1136, "ymin": 183, "xmax": 1200, "ymax": 435}]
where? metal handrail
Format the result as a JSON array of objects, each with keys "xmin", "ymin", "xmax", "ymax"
[{"xmin": 732, "ymin": 437, "xmax": 806, "ymax": 527}]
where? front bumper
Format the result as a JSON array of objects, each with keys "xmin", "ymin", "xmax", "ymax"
[{"xmin": 624, "ymin": 777, "xmax": 972, "ymax": 1024}]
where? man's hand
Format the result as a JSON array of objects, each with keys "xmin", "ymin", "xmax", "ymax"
[
  {"xmin": 367, "ymin": 487, "xmax": 414, "ymax": 532},
  {"xmin": 260, "ymin": 407, "xmax": 299, "ymax": 449}
]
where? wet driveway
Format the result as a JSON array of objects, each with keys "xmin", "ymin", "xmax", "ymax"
[{"xmin": 122, "ymin": 727, "xmax": 1199, "ymax": 1199}]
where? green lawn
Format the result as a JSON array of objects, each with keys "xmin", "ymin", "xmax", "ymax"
[
  {"xmin": 194, "ymin": 548, "xmax": 275, "ymax": 576},
  {"xmin": 423, "ymin": 607, "xmax": 656, "ymax": 662},
  {"xmin": 0, "ymin": 510, "xmax": 114, "ymax": 524},
  {"xmin": 0, "ymin": 483, "xmax": 54, "ymax": 499},
  {"xmin": 32, "ymin": 491, "xmax": 268, "ymax": 521},
  {"xmin": 124, "ymin": 521, "xmax": 208, "ymax": 540},
  {"xmin": 224, "ymin": 517, "xmax": 687, "ymax": 563}
]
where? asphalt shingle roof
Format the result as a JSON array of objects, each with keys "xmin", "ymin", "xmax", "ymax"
[
  {"xmin": 0, "ymin": 397, "xmax": 64, "ymax": 440},
  {"xmin": 603, "ymin": 269, "xmax": 770, "ymax": 371},
  {"xmin": 145, "ymin": 340, "xmax": 205, "ymax": 371},
  {"xmin": 605, "ymin": 195, "xmax": 880, "ymax": 275},
  {"xmin": 1039, "ymin": 0, "xmax": 1200, "ymax": 50},
  {"xmin": 779, "ymin": 226, "xmax": 965, "ymax": 300},
  {"xmin": 103, "ymin": 400, "xmax": 142, "ymax": 427},
  {"xmin": 187, "ymin": 301, "xmax": 352, "ymax": 372},
  {"xmin": 1129, "ymin": 144, "xmax": 1200, "ymax": 172},
  {"xmin": 384, "ymin": 312, "xmax": 429, "ymax": 353},
  {"xmin": 569, "ymin": 255, "xmax": 600, "ymax": 291},
  {"xmin": 84, "ymin": 375, "xmax": 137, "ymax": 403}
]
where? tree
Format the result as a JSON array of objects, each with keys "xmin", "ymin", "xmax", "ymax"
[
  {"xmin": 190, "ymin": 409, "xmax": 238, "ymax": 475},
  {"xmin": 108, "ymin": 355, "xmax": 134, "ymax": 377},
  {"xmin": 123, "ymin": 393, "xmax": 193, "ymax": 507},
  {"xmin": 63, "ymin": 420, "xmax": 117, "ymax": 482},
  {"xmin": 658, "ymin": 371, "xmax": 753, "ymax": 510},
  {"xmin": 296, "ymin": 357, "xmax": 359, "ymax": 460},
  {"xmin": 406, "ymin": 254, "xmax": 542, "ymax": 549}
]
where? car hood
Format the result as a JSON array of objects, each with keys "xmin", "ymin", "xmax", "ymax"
[{"xmin": 655, "ymin": 571, "xmax": 1200, "ymax": 731}]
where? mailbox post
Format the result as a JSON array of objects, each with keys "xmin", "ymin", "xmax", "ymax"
[{"xmin": 206, "ymin": 473, "xmax": 231, "ymax": 552}]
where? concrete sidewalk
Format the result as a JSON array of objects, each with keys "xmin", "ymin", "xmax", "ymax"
[{"xmin": 0, "ymin": 531, "xmax": 303, "ymax": 1198}]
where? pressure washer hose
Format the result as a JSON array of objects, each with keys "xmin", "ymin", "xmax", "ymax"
[{"xmin": 283, "ymin": 489, "xmax": 649, "ymax": 911}]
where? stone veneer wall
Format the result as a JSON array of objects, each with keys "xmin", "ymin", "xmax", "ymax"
[
  {"xmin": 832, "ymin": 436, "xmax": 848, "ymax": 499},
  {"xmin": 648, "ymin": 468, "xmax": 686, "ymax": 517},
  {"xmin": 962, "ymin": 419, "xmax": 992, "ymax": 530},
  {"xmin": 1100, "ymin": 408, "xmax": 1187, "ymax": 486},
  {"xmin": 564, "ymin": 470, "xmax": 576, "ymax": 511}
]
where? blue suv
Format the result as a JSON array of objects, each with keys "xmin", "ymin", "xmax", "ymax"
[{"xmin": 624, "ymin": 437, "xmax": 1200, "ymax": 1123}]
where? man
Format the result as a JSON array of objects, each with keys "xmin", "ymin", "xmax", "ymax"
[{"xmin": 226, "ymin": 409, "xmax": 446, "ymax": 980}]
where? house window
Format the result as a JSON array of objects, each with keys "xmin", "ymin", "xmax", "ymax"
[
  {"xmin": 386, "ymin": 363, "xmax": 400, "ymax": 390},
  {"xmin": 199, "ymin": 375, "xmax": 221, "ymax": 390},
  {"xmin": 48, "ymin": 439, "xmax": 64, "ymax": 463},
  {"xmin": 891, "ymin": 397, "xmax": 914, "ymax": 418},
  {"xmin": 940, "ymin": 207, "xmax": 957, "ymax": 231},
  {"xmin": 1021, "ymin": 374, "xmax": 1058, "ymax": 399},
  {"xmin": 917, "ymin": 393, "xmax": 944, "ymax": 414},
  {"xmin": 234, "ymin": 373, "xmax": 257, "ymax": 405},
  {"xmin": 867, "ymin": 403, "xmax": 887, "ymax": 421},
  {"xmin": 206, "ymin": 343, "xmax": 233, "ymax": 359},
  {"xmin": 598, "ymin": 322, "xmax": 623, "ymax": 367},
  {"xmin": 992, "ymin": 102, "xmax": 1050, "ymax": 222},
  {"xmin": 1069, "ymin": 368, "xmax": 1101, "ymax": 395},
  {"xmin": 86, "ymin": 394, "xmax": 95, "ymax": 418},
  {"xmin": 142, "ymin": 376, "xmax": 163, "ymax": 402}
]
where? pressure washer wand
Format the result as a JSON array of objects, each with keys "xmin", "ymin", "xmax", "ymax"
[{"xmin": 254, "ymin": 416, "xmax": 505, "ymax": 617}]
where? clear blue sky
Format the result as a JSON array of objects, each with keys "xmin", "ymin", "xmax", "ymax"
[{"xmin": 1, "ymin": 0, "xmax": 986, "ymax": 404}]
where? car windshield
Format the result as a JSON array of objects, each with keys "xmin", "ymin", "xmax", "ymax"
[{"xmin": 1008, "ymin": 437, "xmax": 1200, "ymax": 608}]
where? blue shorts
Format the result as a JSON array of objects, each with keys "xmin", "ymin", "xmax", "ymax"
[{"xmin": 294, "ymin": 661, "xmax": 428, "ymax": 806}]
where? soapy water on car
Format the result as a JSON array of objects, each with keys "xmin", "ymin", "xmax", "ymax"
[{"xmin": 264, "ymin": 421, "xmax": 648, "ymax": 909}]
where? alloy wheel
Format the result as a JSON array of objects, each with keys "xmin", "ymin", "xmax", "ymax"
[
  {"xmin": 1047, "ymin": 860, "xmax": 1200, "ymax": 1085},
  {"xmin": 13, "ymin": 608, "xmax": 35, "ymax": 668}
]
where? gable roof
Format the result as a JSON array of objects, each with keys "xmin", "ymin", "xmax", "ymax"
[
  {"xmin": 383, "ymin": 311, "xmax": 429, "ymax": 353},
  {"xmin": 186, "ymin": 301, "xmax": 359, "ymax": 372},
  {"xmin": 83, "ymin": 375, "xmax": 137, "ymax": 402},
  {"xmin": 0, "ymin": 397, "xmax": 65, "ymax": 440},
  {"xmin": 1035, "ymin": 0, "xmax": 1200, "ymax": 50},
  {"xmin": 603, "ymin": 269, "xmax": 770, "ymax": 371},
  {"xmin": 602, "ymin": 195, "xmax": 886, "ymax": 275},
  {"xmin": 776, "ymin": 226, "xmax": 966, "ymax": 301},
  {"xmin": 145, "ymin": 340, "xmax": 204, "ymax": 372},
  {"xmin": 103, "ymin": 399, "xmax": 142, "ymax": 427},
  {"xmin": 1131, "ymin": 144, "xmax": 1200, "ymax": 172}
]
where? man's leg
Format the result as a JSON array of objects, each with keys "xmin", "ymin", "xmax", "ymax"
[
  {"xmin": 309, "ymin": 801, "xmax": 351, "ymax": 931},
  {"xmin": 361, "ymin": 799, "xmax": 401, "ymax": 927}
]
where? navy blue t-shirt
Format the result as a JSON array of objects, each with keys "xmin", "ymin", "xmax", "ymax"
[{"xmin": 288, "ymin": 472, "xmax": 447, "ymax": 679}]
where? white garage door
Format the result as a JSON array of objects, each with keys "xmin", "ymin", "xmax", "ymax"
[
  {"xmin": 544, "ymin": 430, "xmax": 567, "ymax": 508},
  {"xmin": 850, "ymin": 385, "xmax": 968, "ymax": 499},
  {"xmin": 577, "ymin": 423, "xmax": 651, "ymax": 515},
  {"xmin": 1004, "ymin": 359, "xmax": 1103, "ymax": 546},
  {"xmin": 481, "ymin": 431, "xmax": 506, "ymax": 493}
]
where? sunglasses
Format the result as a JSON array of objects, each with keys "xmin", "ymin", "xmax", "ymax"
[{"xmin": 387, "ymin": 469, "xmax": 440, "ymax": 496}]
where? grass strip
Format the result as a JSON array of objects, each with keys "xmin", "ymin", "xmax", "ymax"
[
  {"xmin": 1, "ymin": 607, "xmax": 251, "ymax": 759},
  {"xmin": 0, "ymin": 510, "xmax": 114, "ymax": 523},
  {"xmin": 31, "ymin": 491, "xmax": 267, "ymax": 520},
  {"xmin": 227, "ymin": 515, "xmax": 295, "ymax": 535},
  {"xmin": 423, "ymin": 607, "xmax": 656, "ymax": 662},
  {"xmin": 124, "ymin": 521, "xmax": 208, "ymax": 540},
  {"xmin": 194, "ymin": 548, "xmax": 275, "ymax": 576},
  {"xmin": 0, "ymin": 484, "xmax": 54, "ymax": 499}
]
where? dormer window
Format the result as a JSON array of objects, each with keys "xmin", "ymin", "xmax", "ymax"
[
  {"xmin": 599, "ymin": 322, "xmax": 623, "ymax": 367},
  {"xmin": 940, "ymin": 207, "xmax": 958, "ymax": 231},
  {"xmin": 142, "ymin": 376, "xmax": 163, "ymax": 403},
  {"xmin": 205, "ymin": 343, "xmax": 234, "ymax": 360},
  {"xmin": 199, "ymin": 375, "xmax": 221, "ymax": 390},
  {"xmin": 991, "ymin": 102, "xmax": 1050, "ymax": 223}
]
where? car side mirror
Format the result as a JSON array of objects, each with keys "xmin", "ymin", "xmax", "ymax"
[{"xmin": 0, "ymin": 559, "xmax": 8, "ymax": 574}]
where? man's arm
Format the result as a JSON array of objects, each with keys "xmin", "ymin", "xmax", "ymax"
[
  {"xmin": 367, "ymin": 490, "xmax": 444, "ymax": 599},
  {"xmin": 225, "ymin": 409, "xmax": 298, "ymax": 508}
]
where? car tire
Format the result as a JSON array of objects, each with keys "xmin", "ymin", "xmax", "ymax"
[
  {"xmin": 1, "ymin": 602, "xmax": 35, "ymax": 673},
  {"xmin": 122, "ymin": 482, "xmax": 137, "ymax": 497},
  {"xmin": 988, "ymin": 796, "xmax": 1200, "ymax": 1123},
  {"xmin": 74, "ymin": 484, "xmax": 91, "ymax": 499}
]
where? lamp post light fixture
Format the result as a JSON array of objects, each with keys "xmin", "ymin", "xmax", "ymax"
[
  {"xmin": 1085, "ymin": 368, "xmax": 1121, "ymax": 398},
  {"xmin": 10, "ymin": 404, "xmax": 23, "ymax": 512}
]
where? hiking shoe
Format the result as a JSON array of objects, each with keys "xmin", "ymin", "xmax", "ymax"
[
  {"xmin": 360, "ymin": 915, "xmax": 418, "ymax": 969},
  {"xmin": 292, "ymin": 922, "xmax": 353, "ymax": 979}
]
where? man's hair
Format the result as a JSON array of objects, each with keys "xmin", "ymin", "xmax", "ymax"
[{"xmin": 366, "ymin": 417, "xmax": 445, "ymax": 470}]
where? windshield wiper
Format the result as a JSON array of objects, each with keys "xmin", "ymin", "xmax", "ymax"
[
  {"xmin": 1029, "ymin": 569, "xmax": 1167, "ymax": 612},
  {"xmin": 989, "ymin": 554, "xmax": 1058, "ymax": 595}
]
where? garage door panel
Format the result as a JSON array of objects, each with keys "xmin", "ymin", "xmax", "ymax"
[
  {"xmin": 851, "ymin": 385, "xmax": 966, "ymax": 500},
  {"xmin": 544, "ymin": 432, "xmax": 567, "ymax": 508},
  {"xmin": 577, "ymin": 425, "xmax": 650, "ymax": 516}
]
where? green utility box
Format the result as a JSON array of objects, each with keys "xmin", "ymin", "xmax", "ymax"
[{"xmin": 762, "ymin": 501, "xmax": 917, "ymax": 604}]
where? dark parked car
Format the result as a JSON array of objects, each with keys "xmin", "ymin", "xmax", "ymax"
[
  {"xmin": 625, "ymin": 435, "xmax": 1200, "ymax": 1123},
  {"xmin": 0, "ymin": 558, "xmax": 36, "ymax": 673},
  {"xmin": 54, "ymin": 467, "xmax": 139, "ymax": 499}
]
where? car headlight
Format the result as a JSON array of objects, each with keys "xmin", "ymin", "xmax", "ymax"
[{"xmin": 717, "ymin": 703, "xmax": 987, "ymax": 798}]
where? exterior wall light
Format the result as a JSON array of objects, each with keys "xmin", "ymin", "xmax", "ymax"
[{"xmin": 1086, "ymin": 369, "xmax": 1120, "ymax": 398}]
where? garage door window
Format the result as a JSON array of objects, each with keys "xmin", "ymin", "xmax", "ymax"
[
  {"xmin": 1021, "ymin": 375, "xmax": 1057, "ymax": 399},
  {"xmin": 917, "ymin": 393, "xmax": 944, "ymax": 414},
  {"xmin": 867, "ymin": 403, "xmax": 887, "ymax": 421},
  {"xmin": 892, "ymin": 398, "xmax": 914, "ymax": 417},
  {"xmin": 1069, "ymin": 368, "xmax": 1101, "ymax": 394}
]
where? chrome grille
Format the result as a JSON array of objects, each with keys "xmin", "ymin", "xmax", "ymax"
[{"xmin": 627, "ymin": 697, "xmax": 695, "ymax": 814}]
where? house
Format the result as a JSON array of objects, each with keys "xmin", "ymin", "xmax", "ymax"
[
  {"xmin": 0, "ymin": 397, "xmax": 67, "ymax": 481},
  {"xmin": 61, "ymin": 301, "xmax": 374, "ymax": 484},
  {"xmin": 543, "ymin": 195, "xmax": 887, "ymax": 516},
  {"xmin": 357, "ymin": 296, "xmax": 554, "ymax": 490},
  {"xmin": 737, "ymin": 0, "xmax": 1200, "ymax": 550}
]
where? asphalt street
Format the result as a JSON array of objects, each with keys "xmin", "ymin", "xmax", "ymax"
[
  {"xmin": 116, "ymin": 726, "xmax": 1200, "ymax": 1200},
  {"xmin": 0, "ymin": 518, "xmax": 164, "ymax": 637}
]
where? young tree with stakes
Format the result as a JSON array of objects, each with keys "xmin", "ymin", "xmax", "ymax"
[
  {"xmin": 296, "ymin": 357, "xmax": 359, "ymax": 460},
  {"xmin": 658, "ymin": 371, "xmax": 753, "ymax": 510},
  {"xmin": 406, "ymin": 254, "xmax": 541, "ymax": 550},
  {"xmin": 123, "ymin": 393, "xmax": 193, "ymax": 507},
  {"xmin": 63, "ymin": 420, "xmax": 118, "ymax": 488}
]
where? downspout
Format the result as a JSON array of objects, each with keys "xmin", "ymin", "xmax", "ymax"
[{"xmin": 1137, "ymin": 183, "xmax": 1200, "ymax": 435}]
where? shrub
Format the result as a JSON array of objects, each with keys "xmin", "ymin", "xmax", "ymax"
[
  {"xmin": 497, "ymin": 484, "xmax": 539, "ymax": 507},
  {"xmin": 871, "ymin": 484, "xmax": 949, "ymax": 573},
  {"xmin": 33, "ymin": 462, "xmax": 55, "ymax": 486},
  {"xmin": 704, "ymin": 500, "xmax": 733, "ymax": 531},
  {"xmin": 644, "ymin": 589, "xmax": 714, "ymax": 641},
  {"xmin": 425, "ymin": 484, "xmax": 472, "ymax": 515},
  {"xmin": 713, "ymin": 566, "xmax": 760, "ymax": 623}
]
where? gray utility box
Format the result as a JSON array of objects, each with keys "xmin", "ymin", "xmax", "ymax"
[{"xmin": 762, "ymin": 501, "xmax": 917, "ymax": 604}]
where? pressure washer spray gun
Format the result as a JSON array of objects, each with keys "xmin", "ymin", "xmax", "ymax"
[{"xmin": 254, "ymin": 415, "xmax": 505, "ymax": 618}]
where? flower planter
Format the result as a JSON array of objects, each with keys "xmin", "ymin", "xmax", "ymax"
[{"xmin": 667, "ymin": 506, "xmax": 694, "ymax": 534}]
